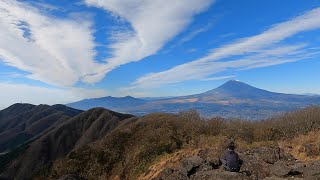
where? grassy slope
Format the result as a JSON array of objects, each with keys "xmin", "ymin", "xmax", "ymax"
[{"xmin": 45, "ymin": 107, "xmax": 320, "ymax": 180}]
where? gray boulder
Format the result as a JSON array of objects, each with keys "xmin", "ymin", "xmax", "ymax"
[
  {"xmin": 197, "ymin": 162, "xmax": 213, "ymax": 172},
  {"xmin": 181, "ymin": 156, "xmax": 204, "ymax": 172},
  {"xmin": 290, "ymin": 162, "xmax": 306, "ymax": 175},
  {"xmin": 248, "ymin": 147, "xmax": 294, "ymax": 164},
  {"xmin": 198, "ymin": 148, "xmax": 222, "ymax": 168},
  {"xmin": 304, "ymin": 161, "xmax": 320, "ymax": 180},
  {"xmin": 240, "ymin": 152, "xmax": 272, "ymax": 179},
  {"xmin": 270, "ymin": 161, "xmax": 292, "ymax": 177},
  {"xmin": 154, "ymin": 167, "xmax": 188, "ymax": 180},
  {"xmin": 263, "ymin": 177, "xmax": 285, "ymax": 180}
]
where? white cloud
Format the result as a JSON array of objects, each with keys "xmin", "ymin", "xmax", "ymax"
[
  {"xmin": 0, "ymin": 0, "xmax": 105, "ymax": 86},
  {"xmin": 130, "ymin": 8, "xmax": 320, "ymax": 89},
  {"xmin": 82, "ymin": 0, "xmax": 214, "ymax": 83},
  {"xmin": 0, "ymin": 82, "xmax": 108, "ymax": 109},
  {"xmin": 0, "ymin": 72, "xmax": 24, "ymax": 78},
  {"xmin": 0, "ymin": 0, "xmax": 214, "ymax": 87},
  {"xmin": 162, "ymin": 23, "xmax": 213, "ymax": 54},
  {"xmin": 201, "ymin": 75, "xmax": 236, "ymax": 81},
  {"xmin": 28, "ymin": 1, "xmax": 62, "ymax": 11},
  {"xmin": 178, "ymin": 23, "xmax": 213, "ymax": 45}
]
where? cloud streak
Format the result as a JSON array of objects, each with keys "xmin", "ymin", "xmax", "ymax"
[
  {"xmin": 82, "ymin": 0, "xmax": 214, "ymax": 83},
  {"xmin": 200, "ymin": 75, "xmax": 236, "ymax": 81},
  {"xmin": 0, "ymin": 0, "xmax": 106, "ymax": 86},
  {"xmin": 130, "ymin": 8, "xmax": 320, "ymax": 89},
  {"xmin": 0, "ymin": 0, "xmax": 214, "ymax": 87}
]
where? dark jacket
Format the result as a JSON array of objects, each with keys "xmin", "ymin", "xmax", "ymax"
[{"xmin": 222, "ymin": 149, "xmax": 242, "ymax": 170}]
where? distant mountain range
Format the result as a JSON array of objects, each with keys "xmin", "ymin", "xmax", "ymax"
[
  {"xmin": 67, "ymin": 80, "xmax": 320, "ymax": 119},
  {"xmin": 68, "ymin": 96, "xmax": 146, "ymax": 110},
  {"xmin": 303, "ymin": 93, "xmax": 320, "ymax": 96}
]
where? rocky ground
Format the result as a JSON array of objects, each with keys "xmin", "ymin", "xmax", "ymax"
[
  {"xmin": 153, "ymin": 147, "xmax": 320, "ymax": 180},
  {"xmin": 57, "ymin": 146, "xmax": 320, "ymax": 180}
]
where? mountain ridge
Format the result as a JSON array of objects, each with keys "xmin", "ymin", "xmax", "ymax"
[
  {"xmin": 0, "ymin": 104, "xmax": 83, "ymax": 153},
  {"xmin": 0, "ymin": 107, "xmax": 135, "ymax": 180},
  {"xmin": 67, "ymin": 80, "xmax": 320, "ymax": 119}
]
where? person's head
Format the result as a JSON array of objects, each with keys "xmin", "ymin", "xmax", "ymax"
[{"xmin": 227, "ymin": 140, "xmax": 235, "ymax": 151}]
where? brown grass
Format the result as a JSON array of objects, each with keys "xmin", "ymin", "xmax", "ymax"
[
  {"xmin": 48, "ymin": 106, "xmax": 320, "ymax": 180},
  {"xmin": 279, "ymin": 130, "xmax": 320, "ymax": 161}
]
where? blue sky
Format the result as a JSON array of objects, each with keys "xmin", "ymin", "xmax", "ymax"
[{"xmin": 0, "ymin": 0, "xmax": 320, "ymax": 108}]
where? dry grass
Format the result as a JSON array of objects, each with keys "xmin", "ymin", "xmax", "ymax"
[
  {"xmin": 48, "ymin": 106, "xmax": 320, "ymax": 180},
  {"xmin": 139, "ymin": 148, "xmax": 199, "ymax": 180},
  {"xmin": 280, "ymin": 130, "xmax": 320, "ymax": 161}
]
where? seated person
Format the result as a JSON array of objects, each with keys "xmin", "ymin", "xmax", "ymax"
[{"xmin": 220, "ymin": 141, "xmax": 243, "ymax": 172}]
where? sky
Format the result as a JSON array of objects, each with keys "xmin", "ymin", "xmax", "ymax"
[{"xmin": 0, "ymin": 0, "xmax": 320, "ymax": 109}]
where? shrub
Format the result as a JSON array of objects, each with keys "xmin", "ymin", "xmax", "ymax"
[{"xmin": 51, "ymin": 106, "xmax": 320, "ymax": 180}]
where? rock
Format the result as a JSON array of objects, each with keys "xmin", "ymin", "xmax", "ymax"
[
  {"xmin": 254, "ymin": 147, "xmax": 280, "ymax": 164},
  {"xmin": 263, "ymin": 177, "xmax": 285, "ymax": 180},
  {"xmin": 190, "ymin": 170, "xmax": 249, "ymax": 180},
  {"xmin": 156, "ymin": 148, "xmax": 299, "ymax": 180},
  {"xmin": 249, "ymin": 147, "xmax": 294, "ymax": 164},
  {"xmin": 181, "ymin": 156, "xmax": 204, "ymax": 172},
  {"xmin": 240, "ymin": 153, "xmax": 272, "ymax": 179},
  {"xmin": 58, "ymin": 174, "xmax": 87, "ymax": 180},
  {"xmin": 290, "ymin": 162, "xmax": 306, "ymax": 174},
  {"xmin": 303, "ymin": 144, "xmax": 320, "ymax": 157},
  {"xmin": 198, "ymin": 149, "xmax": 210, "ymax": 159},
  {"xmin": 198, "ymin": 148, "xmax": 221, "ymax": 168},
  {"xmin": 279, "ymin": 149, "xmax": 295, "ymax": 161},
  {"xmin": 197, "ymin": 162, "xmax": 213, "ymax": 172},
  {"xmin": 270, "ymin": 161, "xmax": 292, "ymax": 177},
  {"xmin": 155, "ymin": 167, "xmax": 188, "ymax": 180},
  {"xmin": 304, "ymin": 161, "xmax": 320, "ymax": 180},
  {"xmin": 264, "ymin": 177, "xmax": 303, "ymax": 180}
]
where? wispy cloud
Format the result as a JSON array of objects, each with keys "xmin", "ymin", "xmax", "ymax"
[
  {"xmin": 162, "ymin": 23, "xmax": 213, "ymax": 54},
  {"xmin": 0, "ymin": 0, "xmax": 106, "ymax": 86},
  {"xmin": 0, "ymin": 0, "xmax": 215, "ymax": 87},
  {"xmin": 27, "ymin": 1, "xmax": 62, "ymax": 11},
  {"xmin": 0, "ymin": 72, "xmax": 24, "ymax": 78},
  {"xmin": 201, "ymin": 75, "xmax": 236, "ymax": 81},
  {"xmin": 82, "ymin": 0, "xmax": 215, "ymax": 83},
  {"xmin": 130, "ymin": 8, "xmax": 320, "ymax": 89},
  {"xmin": 178, "ymin": 23, "xmax": 213, "ymax": 45}
]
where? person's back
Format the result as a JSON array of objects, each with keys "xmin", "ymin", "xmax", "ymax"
[{"xmin": 220, "ymin": 141, "xmax": 243, "ymax": 172}]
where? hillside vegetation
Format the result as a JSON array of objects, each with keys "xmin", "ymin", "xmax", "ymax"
[
  {"xmin": 44, "ymin": 106, "xmax": 320, "ymax": 180},
  {"xmin": 0, "ymin": 108, "xmax": 134, "ymax": 180},
  {"xmin": 0, "ymin": 104, "xmax": 82, "ymax": 153}
]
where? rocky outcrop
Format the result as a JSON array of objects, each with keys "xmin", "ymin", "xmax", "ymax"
[
  {"xmin": 181, "ymin": 156, "xmax": 204, "ymax": 173},
  {"xmin": 304, "ymin": 161, "xmax": 320, "ymax": 180},
  {"xmin": 155, "ymin": 147, "xmax": 320, "ymax": 180},
  {"xmin": 270, "ymin": 161, "xmax": 293, "ymax": 177},
  {"xmin": 156, "ymin": 167, "xmax": 189, "ymax": 180}
]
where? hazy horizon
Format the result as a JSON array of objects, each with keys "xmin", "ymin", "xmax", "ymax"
[{"xmin": 1, "ymin": 80, "xmax": 319, "ymax": 110}]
